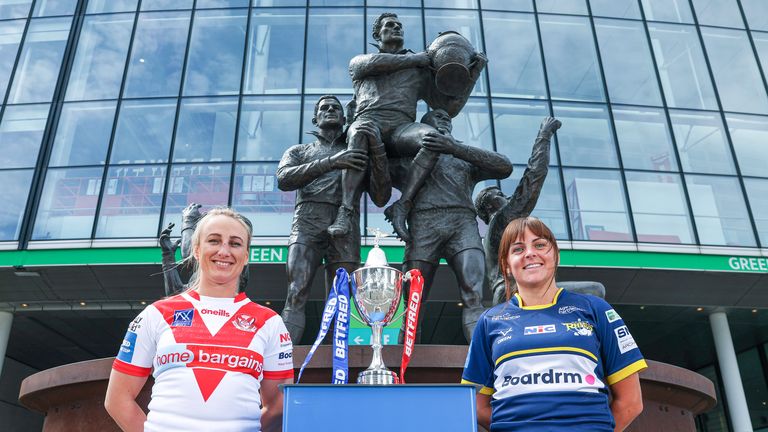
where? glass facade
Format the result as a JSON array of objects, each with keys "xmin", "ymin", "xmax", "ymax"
[{"xmin": 0, "ymin": 0, "xmax": 764, "ymax": 252}]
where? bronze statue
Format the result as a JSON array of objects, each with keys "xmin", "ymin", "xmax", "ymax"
[
  {"xmin": 276, "ymin": 95, "xmax": 390, "ymax": 342},
  {"xmin": 390, "ymin": 109, "xmax": 512, "ymax": 342}
]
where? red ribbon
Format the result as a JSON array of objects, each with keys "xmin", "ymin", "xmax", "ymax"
[{"xmin": 400, "ymin": 269, "xmax": 424, "ymax": 384}]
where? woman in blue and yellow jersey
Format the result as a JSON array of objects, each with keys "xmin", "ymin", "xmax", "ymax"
[{"xmin": 462, "ymin": 217, "xmax": 646, "ymax": 431}]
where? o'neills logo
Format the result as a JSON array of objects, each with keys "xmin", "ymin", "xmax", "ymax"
[
  {"xmin": 501, "ymin": 369, "xmax": 595, "ymax": 387},
  {"xmin": 201, "ymin": 308, "xmax": 230, "ymax": 317},
  {"xmin": 403, "ymin": 290, "xmax": 421, "ymax": 356}
]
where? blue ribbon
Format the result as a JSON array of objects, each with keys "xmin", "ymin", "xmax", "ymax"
[{"xmin": 296, "ymin": 268, "xmax": 350, "ymax": 384}]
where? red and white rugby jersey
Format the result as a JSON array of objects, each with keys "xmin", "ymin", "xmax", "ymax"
[{"xmin": 113, "ymin": 291, "xmax": 294, "ymax": 432}]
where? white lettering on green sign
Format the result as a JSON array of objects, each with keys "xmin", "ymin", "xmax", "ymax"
[
  {"xmin": 249, "ymin": 247, "xmax": 285, "ymax": 263},
  {"xmin": 728, "ymin": 256, "xmax": 768, "ymax": 272}
]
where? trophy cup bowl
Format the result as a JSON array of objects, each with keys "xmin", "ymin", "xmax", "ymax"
[
  {"xmin": 427, "ymin": 31, "xmax": 476, "ymax": 97},
  {"xmin": 351, "ymin": 265, "xmax": 403, "ymax": 384}
]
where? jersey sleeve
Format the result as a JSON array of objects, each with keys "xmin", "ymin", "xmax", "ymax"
[
  {"xmin": 592, "ymin": 298, "xmax": 647, "ymax": 385},
  {"xmin": 261, "ymin": 315, "xmax": 295, "ymax": 381},
  {"xmin": 461, "ymin": 312, "xmax": 495, "ymax": 395},
  {"xmin": 112, "ymin": 306, "xmax": 160, "ymax": 377}
]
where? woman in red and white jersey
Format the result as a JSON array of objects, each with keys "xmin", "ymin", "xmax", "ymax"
[{"xmin": 105, "ymin": 208, "xmax": 294, "ymax": 432}]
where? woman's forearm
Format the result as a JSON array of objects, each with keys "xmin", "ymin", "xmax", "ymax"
[
  {"xmin": 105, "ymin": 398, "xmax": 146, "ymax": 432},
  {"xmin": 610, "ymin": 397, "xmax": 643, "ymax": 431}
]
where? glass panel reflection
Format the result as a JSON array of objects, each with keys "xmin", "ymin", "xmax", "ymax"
[
  {"xmin": 0, "ymin": 19, "xmax": 25, "ymax": 100},
  {"xmin": 740, "ymin": 0, "xmax": 768, "ymax": 31},
  {"xmin": 162, "ymin": 163, "xmax": 231, "ymax": 228},
  {"xmin": 502, "ymin": 167, "xmax": 568, "ymax": 240},
  {"xmin": 304, "ymin": 8, "xmax": 362, "ymax": 94},
  {"xmin": 310, "ymin": 0, "xmax": 363, "ymax": 6},
  {"xmin": 49, "ymin": 101, "xmax": 116, "ymax": 167},
  {"xmin": 595, "ymin": 19, "xmax": 661, "ymax": 106},
  {"xmin": 424, "ymin": 0, "xmax": 477, "ymax": 8},
  {"xmin": 701, "ymin": 27, "xmax": 768, "ymax": 115},
  {"xmin": 183, "ymin": 9, "xmax": 247, "ymax": 96},
  {"xmin": 253, "ymin": 0, "xmax": 306, "ymax": 6},
  {"xmin": 647, "ymin": 23, "xmax": 718, "ymax": 110},
  {"xmin": 65, "ymin": 14, "xmax": 134, "ymax": 101},
  {"xmin": 536, "ymin": 0, "xmax": 587, "ymax": 15},
  {"xmin": 614, "ymin": 106, "xmax": 676, "ymax": 171},
  {"xmin": 640, "ymin": 0, "xmax": 693, "ymax": 23},
  {"xmin": 111, "ymin": 99, "xmax": 177, "ymax": 165},
  {"xmin": 0, "ymin": 103, "xmax": 49, "ymax": 169},
  {"xmin": 588, "ymin": 0, "xmax": 640, "ymax": 19},
  {"xmin": 238, "ymin": 96, "xmax": 301, "ymax": 161},
  {"xmin": 233, "ymin": 163, "xmax": 294, "ymax": 236},
  {"xmin": 141, "ymin": 0, "xmax": 193, "ymax": 10},
  {"xmin": 491, "ymin": 99, "xmax": 554, "ymax": 165},
  {"xmin": 744, "ymin": 178, "xmax": 768, "ymax": 246},
  {"xmin": 243, "ymin": 8, "xmax": 305, "ymax": 95},
  {"xmin": 483, "ymin": 12, "xmax": 546, "ymax": 99},
  {"xmin": 95, "ymin": 164, "xmax": 166, "ymax": 238},
  {"xmin": 552, "ymin": 102, "xmax": 617, "ymax": 168},
  {"xmin": 7, "ymin": 17, "xmax": 72, "ymax": 104},
  {"xmin": 753, "ymin": 31, "xmax": 768, "ymax": 85},
  {"xmin": 86, "ymin": 0, "xmax": 138, "ymax": 14},
  {"xmin": 480, "ymin": 0, "xmax": 532, "ymax": 11},
  {"xmin": 32, "ymin": 0, "xmax": 77, "ymax": 17},
  {"xmin": 197, "ymin": 0, "xmax": 249, "ymax": 7},
  {"xmin": 366, "ymin": 8, "xmax": 423, "ymax": 55},
  {"xmin": 562, "ymin": 168, "xmax": 632, "ymax": 241},
  {"xmin": 173, "ymin": 97, "xmax": 238, "ymax": 162},
  {"xmin": 736, "ymin": 348, "xmax": 768, "ymax": 430},
  {"xmin": 0, "ymin": 0, "xmax": 32, "ymax": 19},
  {"xmin": 539, "ymin": 14, "xmax": 605, "ymax": 102},
  {"xmin": 727, "ymin": 113, "xmax": 768, "ymax": 178},
  {"xmin": 450, "ymin": 97, "xmax": 493, "ymax": 151},
  {"xmin": 625, "ymin": 171, "xmax": 693, "ymax": 243},
  {"xmin": 669, "ymin": 110, "xmax": 735, "ymax": 174},
  {"xmin": 32, "ymin": 167, "xmax": 103, "ymax": 240},
  {"xmin": 691, "ymin": 0, "xmax": 744, "ymax": 28},
  {"xmin": 0, "ymin": 169, "xmax": 33, "ymax": 240},
  {"xmin": 123, "ymin": 11, "xmax": 191, "ymax": 98},
  {"xmin": 686, "ymin": 174, "xmax": 755, "ymax": 246}
]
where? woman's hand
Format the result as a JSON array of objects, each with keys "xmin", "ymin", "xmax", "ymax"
[{"xmin": 104, "ymin": 369, "xmax": 149, "ymax": 432}]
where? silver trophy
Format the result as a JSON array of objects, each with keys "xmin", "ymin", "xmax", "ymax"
[{"xmin": 351, "ymin": 229, "xmax": 404, "ymax": 384}]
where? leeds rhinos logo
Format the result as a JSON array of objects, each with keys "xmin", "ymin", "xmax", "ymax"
[
  {"xmin": 562, "ymin": 319, "xmax": 594, "ymax": 336},
  {"xmin": 232, "ymin": 314, "xmax": 258, "ymax": 332}
]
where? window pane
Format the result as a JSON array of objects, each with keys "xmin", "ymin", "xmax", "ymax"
[
  {"xmin": 183, "ymin": 9, "xmax": 247, "ymax": 96},
  {"xmin": 366, "ymin": 8, "xmax": 423, "ymax": 56},
  {"xmin": 243, "ymin": 8, "xmax": 305, "ymax": 95},
  {"xmin": 595, "ymin": 19, "xmax": 662, "ymax": 106},
  {"xmin": 197, "ymin": 0, "xmax": 249, "ymax": 7},
  {"xmin": 648, "ymin": 23, "xmax": 718, "ymax": 110},
  {"xmin": 304, "ymin": 8, "xmax": 362, "ymax": 94},
  {"xmin": 491, "ymin": 99, "xmax": 554, "ymax": 165},
  {"xmin": 141, "ymin": 0, "xmax": 193, "ymax": 10},
  {"xmin": 536, "ymin": 0, "xmax": 587, "ymax": 15},
  {"xmin": 0, "ymin": 0, "xmax": 32, "ymax": 19},
  {"xmin": 640, "ymin": 0, "xmax": 693, "ymax": 23},
  {"xmin": 686, "ymin": 174, "xmax": 755, "ymax": 246},
  {"xmin": 0, "ymin": 169, "xmax": 33, "ymax": 240},
  {"xmin": 173, "ymin": 97, "xmax": 238, "ymax": 162},
  {"xmin": 49, "ymin": 101, "xmax": 116, "ymax": 167},
  {"xmin": 233, "ymin": 163, "xmax": 292, "ymax": 236},
  {"xmin": 753, "ymin": 31, "xmax": 768, "ymax": 84},
  {"xmin": 65, "ymin": 14, "xmax": 134, "ymax": 101},
  {"xmin": 0, "ymin": 103, "xmax": 49, "ymax": 169},
  {"xmin": 670, "ymin": 110, "xmax": 735, "ymax": 174},
  {"xmin": 480, "ymin": 0, "xmax": 532, "ymax": 11},
  {"xmin": 736, "ymin": 348, "xmax": 768, "ymax": 430},
  {"xmin": 424, "ymin": 9, "xmax": 487, "ymax": 96},
  {"xmin": 625, "ymin": 171, "xmax": 693, "ymax": 243},
  {"xmin": 123, "ymin": 11, "xmax": 191, "ymax": 98},
  {"xmin": 86, "ymin": 0, "xmax": 138, "ymax": 14},
  {"xmin": 553, "ymin": 102, "xmax": 617, "ymax": 167},
  {"xmin": 32, "ymin": 167, "xmax": 103, "ymax": 240},
  {"xmin": 32, "ymin": 0, "xmax": 77, "ymax": 17},
  {"xmin": 95, "ymin": 164, "xmax": 166, "ymax": 238},
  {"xmin": 614, "ymin": 106, "xmax": 676, "ymax": 171},
  {"xmin": 424, "ymin": 0, "xmax": 477, "ymax": 8},
  {"xmin": 162, "ymin": 163, "xmax": 231, "ymax": 228},
  {"xmin": 702, "ymin": 27, "xmax": 768, "ymax": 114},
  {"xmin": 740, "ymin": 0, "xmax": 768, "ymax": 31},
  {"xmin": 727, "ymin": 113, "xmax": 768, "ymax": 178},
  {"xmin": 449, "ymin": 97, "xmax": 493, "ymax": 151},
  {"xmin": 501, "ymin": 167, "xmax": 568, "ymax": 239},
  {"xmin": 563, "ymin": 168, "xmax": 632, "ymax": 241},
  {"xmin": 368, "ymin": 0, "xmax": 420, "ymax": 6},
  {"xmin": 7, "ymin": 17, "xmax": 72, "ymax": 104},
  {"xmin": 483, "ymin": 12, "xmax": 546, "ymax": 99},
  {"xmin": 111, "ymin": 98, "xmax": 177, "ymax": 165},
  {"xmin": 589, "ymin": 0, "xmax": 640, "ymax": 19},
  {"xmin": 310, "ymin": 0, "xmax": 363, "ymax": 5},
  {"xmin": 744, "ymin": 178, "xmax": 768, "ymax": 245},
  {"xmin": 253, "ymin": 0, "xmax": 305, "ymax": 6},
  {"xmin": 539, "ymin": 15, "xmax": 605, "ymax": 102},
  {"xmin": 0, "ymin": 19, "xmax": 26, "ymax": 102},
  {"xmin": 691, "ymin": 0, "xmax": 744, "ymax": 28},
  {"xmin": 238, "ymin": 96, "xmax": 301, "ymax": 161}
]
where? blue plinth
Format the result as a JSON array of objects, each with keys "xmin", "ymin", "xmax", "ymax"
[{"xmin": 282, "ymin": 384, "xmax": 477, "ymax": 432}]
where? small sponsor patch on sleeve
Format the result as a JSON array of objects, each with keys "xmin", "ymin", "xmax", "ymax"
[
  {"xmin": 605, "ymin": 309, "xmax": 621, "ymax": 323},
  {"xmin": 117, "ymin": 331, "xmax": 138, "ymax": 363},
  {"xmin": 614, "ymin": 325, "xmax": 638, "ymax": 354}
]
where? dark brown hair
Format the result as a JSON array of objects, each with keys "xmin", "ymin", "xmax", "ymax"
[{"xmin": 497, "ymin": 216, "xmax": 559, "ymax": 301}]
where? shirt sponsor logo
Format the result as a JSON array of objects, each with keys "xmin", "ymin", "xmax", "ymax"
[
  {"xmin": 232, "ymin": 314, "xmax": 258, "ymax": 332},
  {"xmin": 154, "ymin": 345, "xmax": 265, "ymax": 377},
  {"xmin": 491, "ymin": 313, "xmax": 520, "ymax": 321},
  {"xmin": 501, "ymin": 369, "xmax": 596, "ymax": 387},
  {"xmin": 172, "ymin": 308, "xmax": 194, "ymax": 327},
  {"xmin": 615, "ymin": 325, "xmax": 638, "ymax": 354},
  {"xmin": 279, "ymin": 332, "xmax": 292, "ymax": 343},
  {"xmin": 495, "ymin": 328, "xmax": 513, "ymax": 344},
  {"xmin": 128, "ymin": 316, "xmax": 142, "ymax": 332},
  {"xmin": 562, "ymin": 319, "xmax": 594, "ymax": 336},
  {"xmin": 200, "ymin": 308, "xmax": 230, "ymax": 317},
  {"xmin": 117, "ymin": 330, "xmax": 137, "ymax": 363},
  {"xmin": 278, "ymin": 351, "xmax": 292, "ymax": 360},
  {"xmin": 558, "ymin": 306, "xmax": 587, "ymax": 315},
  {"xmin": 524, "ymin": 324, "xmax": 556, "ymax": 335},
  {"xmin": 606, "ymin": 309, "xmax": 621, "ymax": 323}
]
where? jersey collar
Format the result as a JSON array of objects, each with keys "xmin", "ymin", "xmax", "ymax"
[
  {"xmin": 186, "ymin": 290, "xmax": 248, "ymax": 302},
  {"xmin": 513, "ymin": 287, "xmax": 564, "ymax": 310}
]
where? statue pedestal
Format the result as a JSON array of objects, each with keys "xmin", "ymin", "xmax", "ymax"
[{"xmin": 19, "ymin": 345, "xmax": 716, "ymax": 431}]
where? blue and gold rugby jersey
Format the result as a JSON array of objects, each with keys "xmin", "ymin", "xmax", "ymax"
[{"xmin": 461, "ymin": 288, "xmax": 647, "ymax": 432}]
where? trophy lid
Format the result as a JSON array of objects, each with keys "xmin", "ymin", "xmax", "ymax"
[{"xmin": 365, "ymin": 228, "xmax": 389, "ymax": 267}]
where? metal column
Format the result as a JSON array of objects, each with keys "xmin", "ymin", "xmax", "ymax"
[{"xmin": 709, "ymin": 311, "xmax": 753, "ymax": 432}]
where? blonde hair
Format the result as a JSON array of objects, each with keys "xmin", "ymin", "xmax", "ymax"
[
  {"xmin": 186, "ymin": 207, "xmax": 252, "ymax": 292},
  {"xmin": 497, "ymin": 216, "xmax": 559, "ymax": 301}
]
